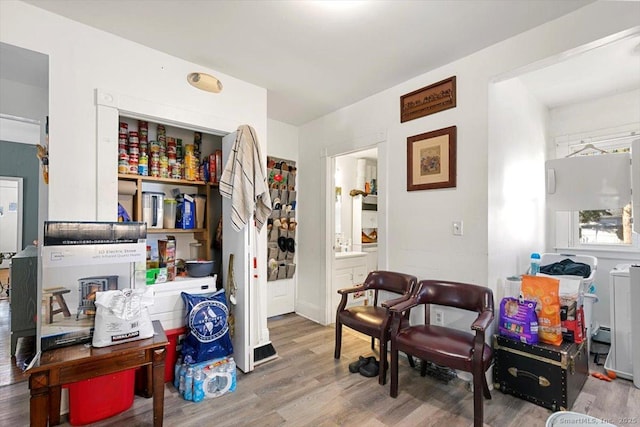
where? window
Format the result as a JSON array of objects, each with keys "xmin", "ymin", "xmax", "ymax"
[
  {"xmin": 578, "ymin": 205, "xmax": 632, "ymax": 245},
  {"xmin": 570, "ymin": 141, "xmax": 632, "ymax": 246}
]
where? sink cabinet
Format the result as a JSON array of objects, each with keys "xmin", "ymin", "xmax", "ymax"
[{"xmin": 332, "ymin": 253, "xmax": 368, "ymax": 315}]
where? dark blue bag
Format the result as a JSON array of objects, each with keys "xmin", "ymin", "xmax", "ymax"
[
  {"xmin": 539, "ymin": 258, "xmax": 591, "ymax": 278},
  {"xmin": 181, "ymin": 289, "xmax": 234, "ymax": 364}
]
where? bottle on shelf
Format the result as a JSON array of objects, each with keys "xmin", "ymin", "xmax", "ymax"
[{"xmin": 530, "ymin": 252, "xmax": 541, "ymax": 276}]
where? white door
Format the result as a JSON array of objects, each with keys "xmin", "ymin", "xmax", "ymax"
[
  {"xmin": 266, "ymin": 155, "xmax": 296, "ymax": 317},
  {"xmin": 221, "ymin": 132, "xmax": 253, "ymax": 373},
  {"xmin": 0, "ymin": 177, "xmax": 22, "ymax": 269},
  {"xmin": 267, "ymin": 279, "xmax": 295, "ymax": 317}
]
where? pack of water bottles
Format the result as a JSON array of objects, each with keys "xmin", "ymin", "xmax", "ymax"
[{"xmin": 174, "ymin": 355, "xmax": 236, "ymax": 402}]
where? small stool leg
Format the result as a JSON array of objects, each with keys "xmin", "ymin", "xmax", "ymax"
[
  {"xmin": 45, "ymin": 296, "xmax": 53, "ymax": 324},
  {"xmin": 54, "ymin": 294, "xmax": 71, "ymax": 317}
]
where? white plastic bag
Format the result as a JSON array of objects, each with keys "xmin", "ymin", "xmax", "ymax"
[{"xmin": 92, "ymin": 288, "xmax": 154, "ymax": 347}]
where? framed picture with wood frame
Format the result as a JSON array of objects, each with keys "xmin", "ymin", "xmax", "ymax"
[
  {"xmin": 407, "ymin": 126, "xmax": 456, "ymax": 191},
  {"xmin": 400, "ymin": 76, "xmax": 456, "ymax": 122}
]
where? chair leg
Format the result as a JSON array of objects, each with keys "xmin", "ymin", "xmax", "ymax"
[
  {"xmin": 473, "ymin": 370, "xmax": 484, "ymax": 427},
  {"xmin": 334, "ymin": 321, "xmax": 342, "ymax": 359},
  {"xmin": 379, "ymin": 337, "xmax": 387, "ymax": 385},
  {"xmin": 482, "ymin": 369, "xmax": 491, "ymax": 399},
  {"xmin": 420, "ymin": 359, "xmax": 427, "ymax": 377},
  {"xmin": 406, "ymin": 353, "xmax": 415, "ymax": 368},
  {"xmin": 390, "ymin": 344, "xmax": 399, "ymax": 398}
]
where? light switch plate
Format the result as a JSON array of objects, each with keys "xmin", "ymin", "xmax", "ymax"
[{"xmin": 452, "ymin": 221, "xmax": 463, "ymax": 236}]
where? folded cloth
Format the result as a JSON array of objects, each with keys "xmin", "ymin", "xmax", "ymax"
[
  {"xmin": 539, "ymin": 258, "xmax": 591, "ymax": 278},
  {"xmin": 219, "ymin": 125, "xmax": 272, "ymax": 231}
]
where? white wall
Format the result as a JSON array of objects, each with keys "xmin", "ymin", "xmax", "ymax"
[
  {"xmin": 488, "ymin": 77, "xmax": 549, "ymax": 303},
  {"xmin": 550, "ymin": 88, "xmax": 640, "ymax": 139},
  {"xmin": 296, "ymin": 1, "xmax": 640, "ymax": 324},
  {"xmin": 0, "ymin": 78, "xmax": 48, "ymax": 143},
  {"xmin": 267, "ymin": 119, "xmax": 299, "ymax": 161}
]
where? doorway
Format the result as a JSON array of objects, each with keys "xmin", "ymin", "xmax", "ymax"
[
  {"xmin": 328, "ymin": 146, "xmax": 379, "ymax": 320},
  {"xmin": 0, "ymin": 41, "xmax": 49, "ymax": 386}
]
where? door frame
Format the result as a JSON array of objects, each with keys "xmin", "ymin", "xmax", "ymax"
[{"xmin": 324, "ymin": 132, "xmax": 387, "ymax": 324}]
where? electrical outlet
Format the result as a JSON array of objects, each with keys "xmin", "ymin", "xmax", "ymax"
[{"xmin": 434, "ymin": 309, "xmax": 444, "ymax": 326}]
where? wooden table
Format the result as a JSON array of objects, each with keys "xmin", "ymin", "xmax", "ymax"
[{"xmin": 28, "ymin": 320, "xmax": 169, "ymax": 426}]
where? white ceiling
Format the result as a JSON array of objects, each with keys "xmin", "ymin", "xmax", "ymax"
[
  {"xmin": 17, "ymin": 0, "xmax": 613, "ymax": 126},
  {"xmin": 518, "ymin": 31, "xmax": 640, "ymax": 108},
  {"xmin": 0, "ymin": 42, "xmax": 48, "ymax": 89}
]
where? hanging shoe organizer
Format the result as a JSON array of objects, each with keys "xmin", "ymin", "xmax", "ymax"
[{"xmin": 266, "ymin": 156, "xmax": 297, "ymax": 281}]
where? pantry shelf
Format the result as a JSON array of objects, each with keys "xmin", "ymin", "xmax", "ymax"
[
  {"xmin": 117, "ymin": 173, "xmax": 218, "ymax": 187},
  {"xmin": 116, "ymin": 118, "xmax": 223, "ymax": 264}
]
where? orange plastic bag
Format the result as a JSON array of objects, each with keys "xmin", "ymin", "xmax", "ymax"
[{"xmin": 521, "ymin": 275, "xmax": 562, "ymax": 346}]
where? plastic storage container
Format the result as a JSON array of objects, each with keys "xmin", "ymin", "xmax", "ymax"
[
  {"xmin": 142, "ymin": 191, "xmax": 165, "ymax": 229},
  {"xmin": 189, "ymin": 242, "xmax": 202, "ymax": 260},
  {"xmin": 163, "ymin": 198, "xmax": 177, "ymax": 229},
  {"xmin": 67, "ymin": 369, "xmax": 135, "ymax": 425},
  {"xmin": 164, "ymin": 326, "xmax": 187, "ymax": 383},
  {"xmin": 193, "ymin": 194, "xmax": 206, "ymax": 229}
]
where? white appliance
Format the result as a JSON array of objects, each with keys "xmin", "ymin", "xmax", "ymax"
[
  {"xmin": 629, "ymin": 265, "xmax": 640, "ymax": 389},
  {"xmin": 142, "ymin": 191, "xmax": 165, "ymax": 229},
  {"xmin": 146, "ymin": 276, "xmax": 216, "ymax": 330},
  {"xmin": 632, "ymin": 139, "xmax": 640, "ymax": 234},
  {"xmin": 605, "ymin": 264, "xmax": 639, "ymax": 387}
]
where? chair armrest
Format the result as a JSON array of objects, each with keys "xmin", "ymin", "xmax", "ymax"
[
  {"xmin": 388, "ymin": 297, "xmax": 417, "ymax": 313},
  {"xmin": 337, "ymin": 284, "xmax": 365, "ymax": 295},
  {"xmin": 381, "ymin": 294, "xmax": 411, "ymax": 310},
  {"xmin": 471, "ymin": 310, "xmax": 493, "ymax": 332}
]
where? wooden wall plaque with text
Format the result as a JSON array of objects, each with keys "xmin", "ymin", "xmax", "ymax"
[{"xmin": 400, "ymin": 76, "xmax": 456, "ymax": 123}]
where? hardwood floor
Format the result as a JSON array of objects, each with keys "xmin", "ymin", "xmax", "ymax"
[
  {"xmin": 1, "ymin": 312, "xmax": 639, "ymax": 426},
  {"xmin": 0, "ymin": 299, "xmax": 33, "ymax": 387}
]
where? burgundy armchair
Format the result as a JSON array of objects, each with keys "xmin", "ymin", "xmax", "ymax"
[
  {"xmin": 389, "ymin": 279, "xmax": 494, "ymax": 427},
  {"xmin": 335, "ymin": 270, "xmax": 418, "ymax": 385}
]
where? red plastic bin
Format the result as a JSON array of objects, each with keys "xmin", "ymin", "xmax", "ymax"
[
  {"xmin": 164, "ymin": 326, "xmax": 187, "ymax": 383},
  {"xmin": 67, "ymin": 369, "xmax": 135, "ymax": 425}
]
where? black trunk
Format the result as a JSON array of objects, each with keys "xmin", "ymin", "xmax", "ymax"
[{"xmin": 493, "ymin": 335, "xmax": 588, "ymax": 411}]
